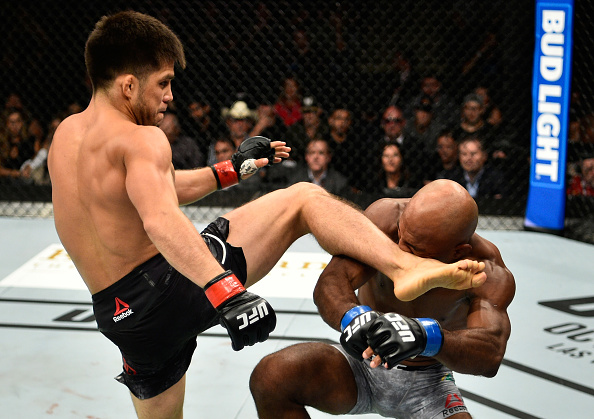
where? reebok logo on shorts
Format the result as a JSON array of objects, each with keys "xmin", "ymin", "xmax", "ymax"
[
  {"xmin": 441, "ymin": 394, "xmax": 467, "ymax": 417},
  {"xmin": 113, "ymin": 297, "xmax": 134, "ymax": 322}
]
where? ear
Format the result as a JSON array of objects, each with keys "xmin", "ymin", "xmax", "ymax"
[
  {"xmin": 119, "ymin": 74, "xmax": 136, "ymax": 100},
  {"xmin": 453, "ymin": 243, "xmax": 472, "ymax": 260}
]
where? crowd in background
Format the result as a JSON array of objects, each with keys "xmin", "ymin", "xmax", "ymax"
[
  {"xmin": 2, "ymin": 71, "xmax": 593, "ymax": 206},
  {"xmin": 1, "ymin": 1, "xmax": 594, "ymax": 208}
]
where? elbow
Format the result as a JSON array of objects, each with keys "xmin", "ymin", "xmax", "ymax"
[
  {"xmin": 482, "ymin": 364, "xmax": 500, "ymax": 378},
  {"xmin": 313, "ymin": 281, "xmax": 324, "ymax": 310},
  {"xmin": 141, "ymin": 213, "xmax": 168, "ymax": 241},
  {"xmin": 480, "ymin": 352, "xmax": 504, "ymax": 378}
]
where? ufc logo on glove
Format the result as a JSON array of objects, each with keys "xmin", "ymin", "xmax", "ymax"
[
  {"xmin": 237, "ymin": 302, "xmax": 270, "ymax": 330},
  {"xmin": 385, "ymin": 313, "xmax": 416, "ymax": 342},
  {"xmin": 343, "ymin": 311, "xmax": 375, "ymax": 342}
]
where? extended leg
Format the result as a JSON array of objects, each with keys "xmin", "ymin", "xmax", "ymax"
[{"xmin": 225, "ymin": 183, "xmax": 485, "ymax": 298}]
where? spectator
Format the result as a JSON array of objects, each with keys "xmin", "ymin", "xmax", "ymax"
[
  {"xmin": 452, "ymin": 93, "xmax": 494, "ymax": 146},
  {"xmin": 274, "ymin": 75, "xmax": 302, "ymax": 127},
  {"xmin": 379, "ymin": 105, "xmax": 407, "ymax": 147},
  {"xmin": 20, "ymin": 116, "xmax": 62, "ymax": 185},
  {"xmin": 213, "ymin": 137, "xmax": 235, "ymax": 163},
  {"xmin": 429, "ymin": 129, "xmax": 462, "ymax": 183},
  {"xmin": 0, "ymin": 108, "xmax": 35, "ymax": 183},
  {"xmin": 408, "ymin": 73, "xmax": 457, "ymax": 127},
  {"xmin": 451, "ymin": 137, "xmax": 505, "ymax": 200},
  {"xmin": 372, "ymin": 142, "xmax": 417, "ymax": 197},
  {"xmin": 288, "ymin": 138, "xmax": 349, "ymax": 196},
  {"xmin": 403, "ymin": 95, "xmax": 444, "ymax": 155},
  {"xmin": 183, "ymin": 98, "xmax": 216, "ymax": 158},
  {"xmin": 3, "ymin": 93, "xmax": 32, "ymax": 122},
  {"xmin": 249, "ymin": 103, "xmax": 286, "ymax": 141},
  {"xmin": 284, "ymin": 96, "xmax": 328, "ymax": 164},
  {"xmin": 474, "ymin": 85, "xmax": 503, "ymax": 128},
  {"xmin": 159, "ymin": 112, "xmax": 205, "ymax": 170},
  {"xmin": 567, "ymin": 156, "xmax": 594, "ymax": 197},
  {"xmin": 207, "ymin": 100, "xmax": 257, "ymax": 166},
  {"xmin": 324, "ymin": 106, "xmax": 359, "ymax": 190},
  {"xmin": 212, "ymin": 136, "xmax": 263, "ymax": 192},
  {"xmin": 367, "ymin": 105, "xmax": 423, "ymax": 189}
]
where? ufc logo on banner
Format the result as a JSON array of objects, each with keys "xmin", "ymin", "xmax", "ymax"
[
  {"xmin": 343, "ymin": 312, "xmax": 375, "ymax": 342},
  {"xmin": 385, "ymin": 313, "xmax": 416, "ymax": 342},
  {"xmin": 237, "ymin": 302, "xmax": 270, "ymax": 330}
]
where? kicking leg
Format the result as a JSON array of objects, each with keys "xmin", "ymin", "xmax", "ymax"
[
  {"xmin": 224, "ymin": 183, "xmax": 485, "ymax": 297},
  {"xmin": 250, "ymin": 342, "xmax": 358, "ymax": 418}
]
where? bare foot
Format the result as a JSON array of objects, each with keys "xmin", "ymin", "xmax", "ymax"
[{"xmin": 393, "ymin": 258, "xmax": 486, "ymax": 301}]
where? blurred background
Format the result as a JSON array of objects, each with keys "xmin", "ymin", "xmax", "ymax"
[{"xmin": 1, "ymin": 0, "xmax": 592, "ymax": 244}]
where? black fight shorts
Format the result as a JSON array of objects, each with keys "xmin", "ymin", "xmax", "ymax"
[{"xmin": 92, "ymin": 217, "xmax": 247, "ymax": 399}]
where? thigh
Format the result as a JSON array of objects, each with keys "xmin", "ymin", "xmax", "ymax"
[
  {"xmin": 131, "ymin": 374, "xmax": 186, "ymax": 419},
  {"xmin": 224, "ymin": 184, "xmax": 313, "ymax": 286},
  {"xmin": 252, "ymin": 342, "xmax": 358, "ymax": 415}
]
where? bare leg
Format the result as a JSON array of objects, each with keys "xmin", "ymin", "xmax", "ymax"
[
  {"xmin": 250, "ymin": 342, "xmax": 357, "ymax": 418},
  {"xmin": 131, "ymin": 374, "xmax": 186, "ymax": 419},
  {"xmin": 225, "ymin": 183, "xmax": 485, "ymax": 297}
]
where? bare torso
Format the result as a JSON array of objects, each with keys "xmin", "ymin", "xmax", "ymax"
[
  {"xmin": 355, "ymin": 199, "xmax": 508, "ymax": 366},
  {"xmin": 48, "ymin": 106, "xmax": 161, "ymax": 294}
]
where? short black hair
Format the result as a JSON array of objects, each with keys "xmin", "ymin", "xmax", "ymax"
[{"xmin": 85, "ymin": 10, "xmax": 186, "ymax": 91}]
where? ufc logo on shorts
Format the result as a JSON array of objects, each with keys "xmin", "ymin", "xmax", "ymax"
[
  {"xmin": 385, "ymin": 313, "xmax": 415, "ymax": 342},
  {"xmin": 343, "ymin": 312, "xmax": 374, "ymax": 342},
  {"xmin": 237, "ymin": 302, "xmax": 270, "ymax": 330}
]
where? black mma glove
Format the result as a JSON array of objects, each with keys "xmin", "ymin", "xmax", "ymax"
[
  {"xmin": 204, "ymin": 270, "xmax": 277, "ymax": 351},
  {"xmin": 366, "ymin": 313, "xmax": 443, "ymax": 369},
  {"xmin": 339, "ymin": 306, "xmax": 381, "ymax": 361},
  {"xmin": 210, "ymin": 136, "xmax": 276, "ymax": 189}
]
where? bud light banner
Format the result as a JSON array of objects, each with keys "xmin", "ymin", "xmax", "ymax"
[{"xmin": 524, "ymin": 0, "xmax": 574, "ymax": 231}]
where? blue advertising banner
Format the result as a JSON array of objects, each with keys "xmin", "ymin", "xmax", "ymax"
[{"xmin": 524, "ymin": 0, "xmax": 574, "ymax": 231}]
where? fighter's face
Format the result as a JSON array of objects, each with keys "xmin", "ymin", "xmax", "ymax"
[
  {"xmin": 135, "ymin": 63, "xmax": 175, "ymax": 126},
  {"xmin": 397, "ymin": 210, "xmax": 456, "ymax": 263}
]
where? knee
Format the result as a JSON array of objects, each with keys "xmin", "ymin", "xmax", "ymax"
[
  {"xmin": 285, "ymin": 182, "xmax": 330, "ymax": 202},
  {"xmin": 249, "ymin": 353, "xmax": 286, "ymax": 401}
]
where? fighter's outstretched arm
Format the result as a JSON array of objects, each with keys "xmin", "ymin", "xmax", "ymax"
[
  {"xmin": 126, "ymin": 128, "xmax": 277, "ymax": 351},
  {"xmin": 174, "ymin": 138, "xmax": 290, "ymax": 205}
]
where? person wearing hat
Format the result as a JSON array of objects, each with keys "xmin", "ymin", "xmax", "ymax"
[{"xmin": 206, "ymin": 100, "xmax": 257, "ymax": 166}]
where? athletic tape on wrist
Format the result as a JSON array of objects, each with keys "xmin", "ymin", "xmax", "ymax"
[
  {"xmin": 204, "ymin": 271, "xmax": 245, "ymax": 307},
  {"xmin": 340, "ymin": 305, "xmax": 372, "ymax": 332},
  {"xmin": 416, "ymin": 318, "xmax": 444, "ymax": 357},
  {"xmin": 211, "ymin": 160, "xmax": 239, "ymax": 189}
]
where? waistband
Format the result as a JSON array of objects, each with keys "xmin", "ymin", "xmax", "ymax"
[
  {"xmin": 91, "ymin": 253, "xmax": 166, "ymax": 302},
  {"xmin": 394, "ymin": 362, "xmax": 441, "ymax": 371}
]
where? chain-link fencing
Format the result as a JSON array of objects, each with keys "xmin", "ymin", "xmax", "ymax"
[{"xmin": 1, "ymin": 1, "xmax": 592, "ymax": 243}]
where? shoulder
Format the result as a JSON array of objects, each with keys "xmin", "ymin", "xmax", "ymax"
[
  {"xmin": 121, "ymin": 125, "xmax": 171, "ymax": 167},
  {"xmin": 469, "ymin": 233, "xmax": 516, "ymax": 304},
  {"xmin": 364, "ymin": 198, "xmax": 409, "ymax": 235}
]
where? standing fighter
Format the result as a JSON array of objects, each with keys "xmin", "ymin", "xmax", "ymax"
[
  {"xmin": 48, "ymin": 12, "xmax": 486, "ymax": 419},
  {"xmin": 251, "ymin": 179, "xmax": 515, "ymax": 418}
]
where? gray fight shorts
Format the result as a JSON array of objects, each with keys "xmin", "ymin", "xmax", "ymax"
[{"xmin": 335, "ymin": 345, "xmax": 469, "ymax": 418}]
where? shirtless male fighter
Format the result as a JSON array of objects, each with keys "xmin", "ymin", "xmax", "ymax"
[
  {"xmin": 251, "ymin": 179, "xmax": 515, "ymax": 418},
  {"xmin": 48, "ymin": 11, "xmax": 486, "ymax": 419}
]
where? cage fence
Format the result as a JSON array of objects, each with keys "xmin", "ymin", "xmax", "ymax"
[{"xmin": 1, "ymin": 1, "xmax": 592, "ymax": 244}]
